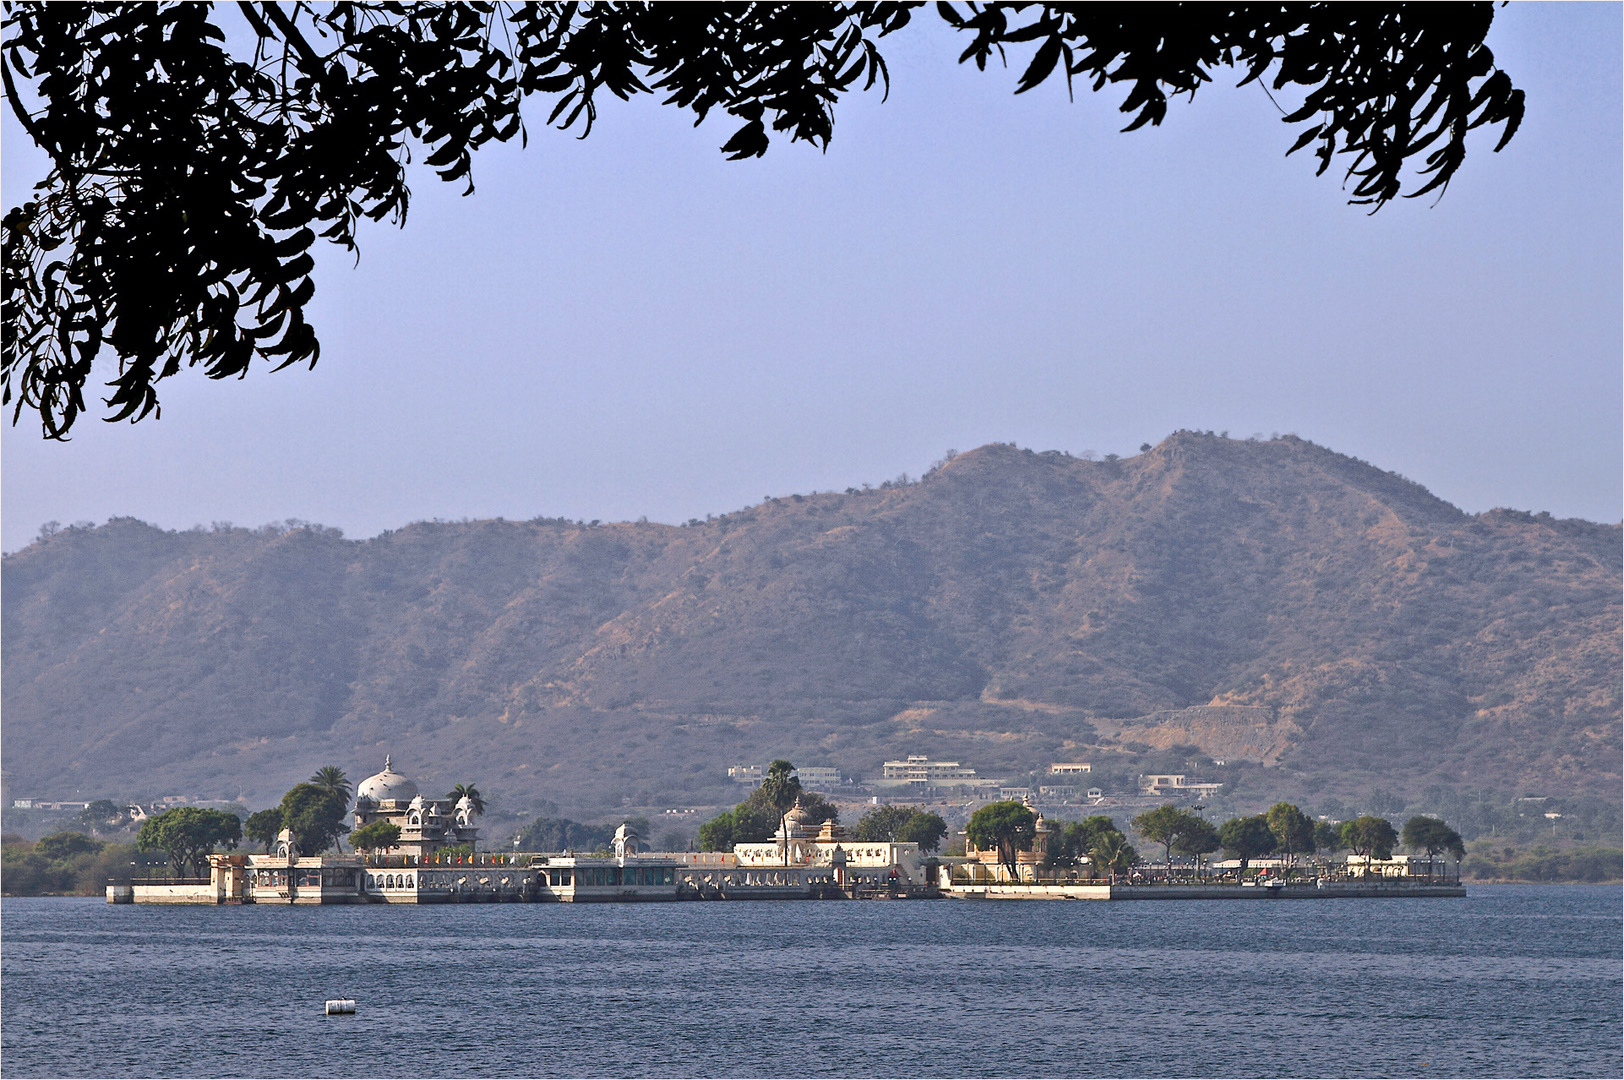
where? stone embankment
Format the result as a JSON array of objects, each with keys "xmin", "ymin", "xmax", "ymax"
[{"xmin": 945, "ymin": 881, "xmax": 1466, "ymax": 900}]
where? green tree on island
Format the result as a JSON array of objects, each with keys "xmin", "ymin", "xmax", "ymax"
[
  {"xmin": 136, "ymin": 807, "xmax": 242, "ymax": 876},
  {"xmin": 697, "ymin": 762, "xmax": 839, "ymax": 851},
  {"xmin": 349, "ymin": 820, "xmax": 402, "ymax": 854},
  {"xmin": 966, "ymin": 801, "xmax": 1037, "ymax": 880},
  {"xmin": 1045, "ymin": 816, "xmax": 1130, "ymax": 876},
  {"xmin": 1313, "ymin": 820, "xmax": 1345, "ymax": 854},
  {"xmin": 1340, "ymin": 815, "xmax": 1399, "ymax": 876},
  {"xmin": 1171, "ymin": 816, "xmax": 1221, "ymax": 880},
  {"xmin": 1219, "ymin": 814, "xmax": 1277, "ymax": 877},
  {"xmin": 35, "ymin": 831, "xmax": 103, "ymax": 861},
  {"xmin": 243, "ymin": 808, "xmax": 283, "ymax": 852},
  {"xmin": 895, "ymin": 811, "xmax": 949, "ymax": 853},
  {"xmin": 853, "ymin": 806, "xmax": 949, "ymax": 852},
  {"xmin": 278, "ymin": 783, "xmax": 350, "ymax": 856},
  {"xmin": 852, "ymin": 805, "xmax": 916, "ymax": 842},
  {"xmin": 1402, "ymin": 816, "xmax": 1465, "ymax": 877},
  {"xmin": 1266, "ymin": 802, "xmax": 1316, "ymax": 879},
  {"xmin": 696, "ymin": 810, "xmax": 739, "ymax": 853},
  {"xmin": 1131, "ymin": 804, "xmax": 1202, "ymax": 878}
]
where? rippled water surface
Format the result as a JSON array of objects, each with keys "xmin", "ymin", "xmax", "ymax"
[{"xmin": 3, "ymin": 885, "xmax": 1619, "ymax": 1078}]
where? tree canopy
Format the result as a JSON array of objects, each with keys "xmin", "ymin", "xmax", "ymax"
[
  {"xmin": 4, "ymin": 3, "xmax": 1523, "ymax": 438},
  {"xmin": 1089, "ymin": 829, "xmax": 1139, "ymax": 881},
  {"xmin": 349, "ymin": 819, "xmax": 402, "ymax": 853},
  {"xmin": 853, "ymin": 805, "xmax": 948, "ymax": 851},
  {"xmin": 1045, "ymin": 815, "xmax": 1126, "ymax": 870},
  {"xmin": 1265, "ymin": 802, "xmax": 1316, "ymax": 873},
  {"xmin": 278, "ymin": 781, "xmax": 349, "ymax": 855},
  {"xmin": 1218, "ymin": 813, "xmax": 1277, "ymax": 875},
  {"xmin": 851, "ymin": 804, "xmax": 916, "ymax": 842},
  {"xmin": 1340, "ymin": 814, "xmax": 1399, "ymax": 870},
  {"xmin": 758, "ymin": 760, "xmax": 802, "ymax": 816},
  {"xmin": 966, "ymin": 799, "xmax": 1037, "ymax": 879},
  {"xmin": 243, "ymin": 808, "xmax": 283, "ymax": 852},
  {"xmin": 76, "ymin": 799, "xmax": 124, "ymax": 834},
  {"xmin": 34, "ymin": 830, "xmax": 103, "ymax": 861},
  {"xmin": 1131, "ymin": 804, "xmax": 1210, "ymax": 873},
  {"xmin": 135, "ymin": 805, "xmax": 241, "ymax": 875},
  {"xmin": 1170, "ymin": 815, "xmax": 1220, "ymax": 872},
  {"xmin": 1402, "ymin": 815, "xmax": 1465, "ymax": 860},
  {"xmin": 696, "ymin": 767, "xmax": 838, "ymax": 852}
]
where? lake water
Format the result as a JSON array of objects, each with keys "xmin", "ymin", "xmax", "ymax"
[{"xmin": 3, "ymin": 885, "xmax": 1619, "ymax": 1078}]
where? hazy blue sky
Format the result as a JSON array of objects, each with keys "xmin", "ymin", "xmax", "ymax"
[{"xmin": 3, "ymin": 5, "xmax": 1619, "ymax": 553}]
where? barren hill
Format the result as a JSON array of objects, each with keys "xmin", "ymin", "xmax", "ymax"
[{"xmin": 4, "ymin": 433, "xmax": 1618, "ymax": 812}]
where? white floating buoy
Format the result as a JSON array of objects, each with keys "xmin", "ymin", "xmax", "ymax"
[{"xmin": 324, "ymin": 999, "xmax": 356, "ymax": 1015}]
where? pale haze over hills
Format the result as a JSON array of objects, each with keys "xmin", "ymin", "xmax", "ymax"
[{"xmin": 4, "ymin": 434, "xmax": 1617, "ymax": 814}]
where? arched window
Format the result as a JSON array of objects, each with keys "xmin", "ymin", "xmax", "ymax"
[{"xmin": 405, "ymin": 875, "xmax": 414, "ymax": 888}]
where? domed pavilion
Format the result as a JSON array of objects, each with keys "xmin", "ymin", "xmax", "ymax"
[{"xmin": 351, "ymin": 756, "xmax": 480, "ymax": 857}]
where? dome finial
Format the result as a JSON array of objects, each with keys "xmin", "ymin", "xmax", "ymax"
[{"xmin": 384, "ymin": 754, "xmax": 392, "ymax": 771}]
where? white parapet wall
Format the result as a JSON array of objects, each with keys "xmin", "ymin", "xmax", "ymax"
[{"xmin": 124, "ymin": 882, "xmax": 221, "ymax": 904}]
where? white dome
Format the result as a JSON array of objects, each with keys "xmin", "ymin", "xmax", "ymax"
[{"xmin": 356, "ymin": 756, "xmax": 418, "ymax": 803}]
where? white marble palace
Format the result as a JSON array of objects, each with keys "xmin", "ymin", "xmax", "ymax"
[{"xmin": 350, "ymin": 756, "xmax": 480, "ymax": 857}]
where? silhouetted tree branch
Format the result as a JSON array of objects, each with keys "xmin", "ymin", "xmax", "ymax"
[{"xmin": 3, "ymin": 3, "xmax": 1522, "ymax": 438}]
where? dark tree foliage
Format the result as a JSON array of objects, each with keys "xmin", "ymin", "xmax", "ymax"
[
  {"xmin": 1340, "ymin": 814, "xmax": 1399, "ymax": 870},
  {"xmin": 278, "ymin": 781, "xmax": 349, "ymax": 855},
  {"xmin": 1218, "ymin": 813, "xmax": 1276, "ymax": 875},
  {"xmin": 1170, "ymin": 815, "xmax": 1220, "ymax": 872},
  {"xmin": 1401, "ymin": 815, "xmax": 1465, "ymax": 860},
  {"xmin": 243, "ymin": 807, "xmax": 282, "ymax": 852},
  {"xmin": 1045, "ymin": 814, "xmax": 1123, "ymax": 868},
  {"xmin": 348, "ymin": 819, "xmax": 401, "ymax": 853},
  {"xmin": 1265, "ymin": 801, "xmax": 1315, "ymax": 873},
  {"xmin": 4, "ymin": 3, "xmax": 1521, "ymax": 437},
  {"xmin": 1312, "ymin": 819, "xmax": 1344, "ymax": 852},
  {"xmin": 135, "ymin": 805, "xmax": 241, "ymax": 875},
  {"xmin": 895, "ymin": 810, "xmax": 948, "ymax": 852},
  {"xmin": 966, "ymin": 799, "xmax": 1037, "ymax": 878},
  {"xmin": 698, "ymin": 781, "xmax": 840, "ymax": 850},
  {"xmin": 515, "ymin": 815, "xmax": 617, "ymax": 852},
  {"xmin": 854, "ymin": 805, "xmax": 947, "ymax": 850},
  {"xmin": 310, "ymin": 765, "xmax": 353, "ymax": 804},
  {"xmin": 1131, "ymin": 803, "xmax": 1198, "ymax": 872},
  {"xmin": 1090, "ymin": 830, "xmax": 1138, "ymax": 879},
  {"xmin": 696, "ymin": 809, "xmax": 739, "ymax": 852},
  {"xmin": 33, "ymin": 830, "xmax": 102, "ymax": 861},
  {"xmin": 757, "ymin": 759, "xmax": 802, "ymax": 815},
  {"xmin": 76, "ymin": 799, "xmax": 124, "ymax": 834},
  {"xmin": 852, "ymin": 805, "xmax": 917, "ymax": 842}
]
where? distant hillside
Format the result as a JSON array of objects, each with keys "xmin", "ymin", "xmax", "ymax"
[{"xmin": 3, "ymin": 433, "xmax": 1619, "ymax": 814}]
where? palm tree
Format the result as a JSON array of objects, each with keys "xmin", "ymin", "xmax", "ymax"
[
  {"xmin": 309, "ymin": 766, "xmax": 353, "ymax": 851},
  {"xmin": 758, "ymin": 760, "xmax": 801, "ymax": 815},
  {"xmin": 1091, "ymin": 832, "xmax": 1139, "ymax": 883},
  {"xmin": 447, "ymin": 783, "xmax": 485, "ymax": 816},
  {"xmin": 309, "ymin": 766, "xmax": 352, "ymax": 805}
]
